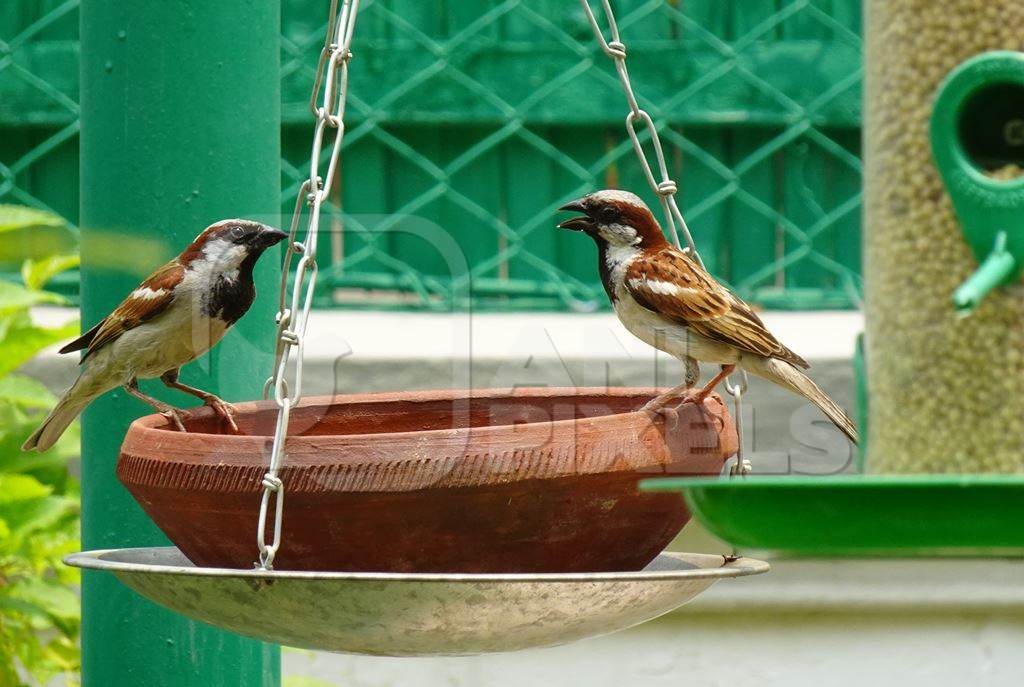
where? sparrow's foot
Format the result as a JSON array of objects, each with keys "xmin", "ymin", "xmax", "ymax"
[
  {"xmin": 671, "ymin": 364, "xmax": 736, "ymax": 410},
  {"xmin": 159, "ymin": 370, "xmax": 240, "ymax": 434},
  {"xmin": 640, "ymin": 381, "xmax": 694, "ymax": 414},
  {"xmin": 640, "ymin": 396, "xmax": 669, "ymax": 414},
  {"xmin": 671, "ymin": 388, "xmax": 709, "ymax": 408},
  {"xmin": 124, "ymin": 378, "xmax": 189, "ymax": 431},
  {"xmin": 204, "ymin": 395, "xmax": 239, "ymax": 433},
  {"xmin": 641, "ymin": 395, "xmax": 678, "ymax": 414},
  {"xmin": 161, "ymin": 408, "xmax": 187, "ymax": 432}
]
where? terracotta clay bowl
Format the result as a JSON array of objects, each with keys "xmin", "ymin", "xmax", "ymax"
[{"xmin": 117, "ymin": 387, "xmax": 737, "ymax": 573}]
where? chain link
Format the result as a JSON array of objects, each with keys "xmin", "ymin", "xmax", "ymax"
[
  {"xmin": 256, "ymin": 0, "xmax": 360, "ymax": 570},
  {"xmin": 578, "ymin": 0, "xmax": 704, "ymax": 269}
]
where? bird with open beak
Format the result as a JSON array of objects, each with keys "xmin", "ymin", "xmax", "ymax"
[
  {"xmin": 22, "ymin": 219, "xmax": 287, "ymax": 451},
  {"xmin": 557, "ymin": 190, "xmax": 857, "ymax": 444}
]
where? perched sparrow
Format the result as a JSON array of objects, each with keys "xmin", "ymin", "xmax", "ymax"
[
  {"xmin": 557, "ymin": 190, "xmax": 857, "ymax": 443},
  {"xmin": 22, "ymin": 220, "xmax": 286, "ymax": 452}
]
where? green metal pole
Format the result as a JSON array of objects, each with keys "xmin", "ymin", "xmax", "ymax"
[{"xmin": 79, "ymin": 2, "xmax": 281, "ymax": 686}]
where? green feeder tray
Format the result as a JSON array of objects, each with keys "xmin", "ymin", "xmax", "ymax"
[{"xmin": 640, "ymin": 475, "xmax": 1024, "ymax": 557}]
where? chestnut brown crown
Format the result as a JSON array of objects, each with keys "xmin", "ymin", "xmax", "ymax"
[{"xmin": 557, "ymin": 190, "xmax": 668, "ymax": 248}]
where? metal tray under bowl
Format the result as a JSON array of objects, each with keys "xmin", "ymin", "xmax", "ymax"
[{"xmin": 65, "ymin": 547, "xmax": 768, "ymax": 656}]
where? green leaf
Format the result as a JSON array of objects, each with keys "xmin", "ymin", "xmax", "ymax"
[
  {"xmin": 0, "ymin": 438, "xmax": 72, "ymax": 476},
  {"xmin": 0, "ymin": 280, "xmax": 65, "ymax": 316},
  {"xmin": 0, "ymin": 415, "xmax": 79, "ymax": 479},
  {"xmin": 0, "ymin": 474, "xmax": 51, "ymax": 503},
  {"xmin": 40, "ymin": 636, "xmax": 81, "ymax": 676},
  {"xmin": 0, "ymin": 397, "xmax": 24, "ymax": 426},
  {"xmin": 0, "ymin": 644, "xmax": 20, "ymax": 687},
  {"xmin": 6, "ymin": 577, "xmax": 79, "ymax": 624},
  {"xmin": 0, "ymin": 317, "xmax": 80, "ymax": 378},
  {"xmin": 0, "ymin": 205, "xmax": 66, "ymax": 233},
  {"xmin": 21, "ymin": 254, "xmax": 80, "ymax": 291},
  {"xmin": 2, "ymin": 495, "xmax": 77, "ymax": 539},
  {"xmin": 0, "ymin": 595, "xmax": 48, "ymax": 619},
  {"xmin": 0, "ymin": 374, "xmax": 56, "ymax": 409}
]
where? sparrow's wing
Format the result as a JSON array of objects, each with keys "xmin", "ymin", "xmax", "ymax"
[
  {"xmin": 625, "ymin": 248, "xmax": 809, "ymax": 369},
  {"xmin": 77, "ymin": 260, "xmax": 184, "ymax": 362}
]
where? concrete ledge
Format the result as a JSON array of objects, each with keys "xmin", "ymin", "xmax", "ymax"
[
  {"xmin": 684, "ymin": 557, "xmax": 1024, "ymax": 613},
  {"xmin": 30, "ymin": 307, "xmax": 862, "ymax": 362}
]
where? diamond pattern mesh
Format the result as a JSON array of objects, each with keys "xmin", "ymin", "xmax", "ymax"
[{"xmin": 2, "ymin": 0, "xmax": 862, "ymax": 310}]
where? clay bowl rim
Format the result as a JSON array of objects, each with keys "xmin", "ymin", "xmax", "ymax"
[
  {"xmin": 65, "ymin": 547, "xmax": 769, "ymax": 582},
  {"xmin": 125, "ymin": 386, "xmax": 714, "ymax": 450}
]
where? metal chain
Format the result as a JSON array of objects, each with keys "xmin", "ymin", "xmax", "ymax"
[
  {"xmin": 578, "ymin": 0, "xmax": 705, "ymax": 269},
  {"xmin": 723, "ymin": 369, "xmax": 749, "ymax": 561},
  {"xmin": 724, "ymin": 370, "xmax": 751, "ymax": 477},
  {"xmin": 256, "ymin": 0, "xmax": 360, "ymax": 570}
]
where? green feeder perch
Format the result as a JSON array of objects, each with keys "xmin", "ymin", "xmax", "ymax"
[{"xmin": 930, "ymin": 50, "xmax": 1024, "ymax": 315}]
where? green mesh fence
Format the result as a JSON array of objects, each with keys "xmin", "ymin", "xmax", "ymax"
[{"xmin": 2, "ymin": 0, "xmax": 862, "ymax": 311}]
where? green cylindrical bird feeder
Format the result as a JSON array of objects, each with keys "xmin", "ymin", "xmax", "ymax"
[
  {"xmin": 865, "ymin": 0, "xmax": 1024, "ymax": 474},
  {"xmin": 930, "ymin": 51, "xmax": 1024, "ymax": 314}
]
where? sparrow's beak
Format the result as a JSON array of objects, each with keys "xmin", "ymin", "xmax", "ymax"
[
  {"xmin": 557, "ymin": 198, "xmax": 594, "ymax": 232},
  {"xmin": 559, "ymin": 199, "xmax": 586, "ymax": 214},
  {"xmin": 257, "ymin": 227, "xmax": 288, "ymax": 248}
]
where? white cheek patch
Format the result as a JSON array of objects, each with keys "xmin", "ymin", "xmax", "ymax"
[
  {"xmin": 130, "ymin": 287, "xmax": 168, "ymax": 300},
  {"xmin": 181, "ymin": 238, "xmax": 247, "ymax": 290},
  {"xmin": 221, "ymin": 246, "xmax": 246, "ymax": 273},
  {"xmin": 201, "ymin": 237, "xmax": 231, "ymax": 256},
  {"xmin": 200, "ymin": 238, "xmax": 246, "ymax": 276},
  {"xmin": 599, "ymin": 223, "xmax": 640, "ymax": 246},
  {"xmin": 202, "ymin": 239, "xmax": 246, "ymax": 265}
]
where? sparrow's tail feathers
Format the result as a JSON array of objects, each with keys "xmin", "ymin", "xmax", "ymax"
[
  {"xmin": 742, "ymin": 356, "xmax": 859, "ymax": 444},
  {"xmin": 21, "ymin": 384, "xmax": 92, "ymax": 452}
]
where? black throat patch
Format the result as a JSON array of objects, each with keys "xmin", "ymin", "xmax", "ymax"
[
  {"xmin": 203, "ymin": 252, "xmax": 258, "ymax": 325},
  {"xmin": 595, "ymin": 237, "xmax": 618, "ymax": 304}
]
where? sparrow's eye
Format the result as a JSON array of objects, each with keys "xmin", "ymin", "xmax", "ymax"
[
  {"xmin": 229, "ymin": 225, "xmax": 247, "ymax": 241},
  {"xmin": 598, "ymin": 207, "xmax": 619, "ymax": 224}
]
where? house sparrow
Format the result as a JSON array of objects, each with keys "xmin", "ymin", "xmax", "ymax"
[
  {"xmin": 557, "ymin": 190, "xmax": 857, "ymax": 444},
  {"xmin": 22, "ymin": 219, "xmax": 287, "ymax": 452}
]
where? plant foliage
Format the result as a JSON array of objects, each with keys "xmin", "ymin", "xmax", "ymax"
[{"xmin": 0, "ymin": 206, "xmax": 80, "ymax": 686}]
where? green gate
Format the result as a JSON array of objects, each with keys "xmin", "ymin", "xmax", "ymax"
[{"xmin": 2, "ymin": 0, "xmax": 862, "ymax": 311}]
